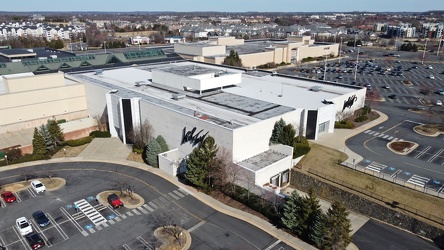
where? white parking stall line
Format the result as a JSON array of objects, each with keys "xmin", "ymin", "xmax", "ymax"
[
  {"xmin": 14, "ymin": 192, "xmax": 22, "ymax": 202},
  {"xmin": 188, "ymin": 220, "xmax": 206, "ymax": 233},
  {"xmin": 365, "ymin": 162, "xmax": 387, "ymax": 173},
  {"xmin": 108, "ymin": 220, "xmax": 115, "ymax": 225},
  {"xmin": 390, "ymin": 169, "xmax": 402, "ymax": 178},
  {"xmin": 364, "ymin": 130, "xmax": 372, "ymax": 134},
  {"xmin": 178, "ymin": 188, "xmax": 191, "ymax": 196},
  {"xmin": 30, "ymin": 221, "xmax": 52, "ymax": 247},
  {"xmin": 122, "ymin": 244, "xmax": 132, "ymax": 250},
  {"xmin": 173, "ymin": 190, "xmax": 185, "ymax": 198},
  {"xmin": 438, "ymin": 185, "xmax": 444, "ymax": 193},
  {"xmin": 367, "ymin": 131, "xmax": 376, "ymax": 135},
  {"xmin": 168, "ymin": 192, "xmax": 180, "ymax": 200},
  {"xmin": 264, "ymin": 240, "xmax": 282, "ymax": 250},
  {"xmin": 387, "ymin": 136, "xmax": 394, "ymax": 140},
  {"xmin": 60, "ymin": 207, "xmax": 87, "ymax": 234},
  {"xmin": 406, "ymin": 175, "xmax": 430, "ymax": 188},
  {"xmin": 0, "ymin": 198, "xmax": 5, "ymax": 207},
  {"xmin": 143, "ymin": 204, "xmax": 154, "ymax": 212},
  {"xmin": 148, "ymin": 201, "xmax": 158, "ymax": 209},
  {"xmin": 115, "ymin": 217, "xmax": 122, "ymax": 222},
  {"xmin": 365, "ymin": 165, "xmax": 381, "ymax": 173},
  {"xmin": 414, "ymin": 146, "xmax": 431, "ymax": 159},
  {"xmin": 401, "ymin": 97, "xmax": 409, "ymax": 104},
  {"xmin": 382, "ymin": 135, "xmax": 389, "ymax": 139},
  {"xmin": 137, "ymin": 207, "xmax": 149, "ymax": 214},
  {"xmin": 27, "ymin": 188, "xmax": 37, "ymax": 197},
  {"xmin": 0, "ymin": 236, "xmax": 7, "ymax": 249},
  {"xmin": 427, "ymin": 149, "xmax": 444, "ymax": 163},
  {"xmin": 46, "ymin": 213, "xmax": 69, "ymax": 240},
  {"xmin": 373, "ymin": 132, "xmax": 380, "ymax": 137},
  {"xmin": 377, "ymin": 133, "xmax": 385, "ymax": 137},
  {"xmin": 12, "ymin": 226, "xmax": 30, "ymax": 250},
  {"xmin": 137, "ymin": 236, "xmax": 152, "ymax": 249}
]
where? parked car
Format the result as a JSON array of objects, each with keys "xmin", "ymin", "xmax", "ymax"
[
  {"xmin": 436, "ymin": 89, "xmax": 444, "ymax": 95},
  {"xmin": 436, "ymin": 100, "xmax": 443, "ymax": 106},
  {"xmin": 16, "ymin": 217, "xmax": 33, "ymax": 235},
  {"xmin": 427, "ymin": 65, "xmax": 433, "ymax": 69},
  {"xmin": 382, "ymin": 85, "xmax": 390, "ymax": 89},
  {"xmin": 1, "ymin": 191, "xmax": 17, "ymax": 203},
  {"xmin": 25, "ymin": 233, "xmax": 45, "ymax": 249},
  {"xmin": 429, "ymin": 75, "xmax": 435, "ymax": 79},
  {"xmin": 32, "ymin": 211, "xmax": 50, "ymax": 227},
  {"xmin": 388, "ymin": 94, "xmax": 397, "ymax": 99},
  {"xmin": 31, "ymin": 180, "xmax": 46, "ymax": 193},
  {"xmin": 107, "ymin": 193, "xmax": 124, "ymax": 209},
  {"xmin": 337, "ymin": 74, "xmax": 343, "ymax": 79}
]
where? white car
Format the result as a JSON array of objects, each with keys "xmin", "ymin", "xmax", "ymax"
[
  {"xmin": 429, "ymin": 75, "xmax": 435, "ymax": 79},
  {"xmin": 436, "ymin": 100, "xmax": 443, "ymax": 106},
  {"xmin": 31, "ymin": 180, "xmax": 46, "ymax": 193},
  {"xmin": 427, "ymin": 65, "xmax": 433, "ymax": 69},
  {"xmin": 16, "ymin": 217, "xmax": 33, "ymax": 235}
]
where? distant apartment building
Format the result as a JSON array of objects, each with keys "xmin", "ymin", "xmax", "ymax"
[
  {"xmin": 386, "ymin": 23, "xmax": 416, "ymax": 38},
  {"xmin": 419, "ymin": 23, "xmax": 444, "ymax": 39},
  {"xmin": 373, "ymin": 23, "xmax": 387, "ymax": 32},
  {"xmin": 0, "ymin": 22, "xmax": 85, "ymax": 41}
]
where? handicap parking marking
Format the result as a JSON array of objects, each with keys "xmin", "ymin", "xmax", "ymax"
[
  {"xmin": 74, "ymin": 199, "xmax": 107, "ymax": 226},
  {"xmin": 406, "ymin": 175, "xmax": 430, "ymax": 188}
]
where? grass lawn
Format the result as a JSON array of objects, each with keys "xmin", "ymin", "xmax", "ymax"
[{"xmin": 296, "ymin": 142, "xmax": 444, "ymax": 226}]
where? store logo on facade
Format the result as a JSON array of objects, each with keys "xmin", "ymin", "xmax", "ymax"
[
  {"xmin": 342, "ymin": 94, "xmax": 357, "ymax": 111},
  {"xmin": 181, "ymin": 127, "xmax": 209, "ymax": 146}
]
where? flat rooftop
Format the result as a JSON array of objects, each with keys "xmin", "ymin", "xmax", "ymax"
[
  {"xmin": 238, "ymin": 149, "xmax": 288, "ymax": 171},
  {"xmin": 68, "ymin": 61, "xmax": 359, "ymax": 128},
  {"xmin": 158, "ymin": 64, "xmax": 220, "ymax": 76}
]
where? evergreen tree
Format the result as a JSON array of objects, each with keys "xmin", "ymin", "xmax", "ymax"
[
  {"xmin": 223, "ymin": 50, "xmax": 243, "ymax": 67},
  {"xmin": 308, "ymin": 210, "xmax": 325, "ymax": 248},
  {"xmin": 39, "ymin": 124, "xmax": 54, "ymax": 151},
  {"xmin": 282, "ymin": 191, "xmax": 303, "ymax": 233},
  {"xmin": 156, "ymin": 135, "xmax": 169, "ymax": 152},
  {"xmin": 279, "ymin": 124, "xmax": 296, "ymax": 146},
  {"xmin": 270, "ymin": 118, "xmax": 286, "ymax": 144},
  {"xmin": 47, "ymin": 119, "xmax": 64, "ymax": 147},
  {"xmin": 32, "ymin": 127, "xmax": 47, "ymax": 157},
  {"xmin": 322, "ymin": 201, "xmax": 352, "ymax": 250},
  {"xmin": 301, "ymin": 189, "xmax": 323, "ymax": 241},
  {"xmin": 145, "ymin": 138, "xmax": 161, "ymax": 167},
  {"xmin": 184, "ymin": 136, "xmax": 218, "ymax": 189}
]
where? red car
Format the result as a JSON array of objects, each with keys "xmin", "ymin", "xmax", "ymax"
[
  {"xmin": 1, "ymin": 191, "xmax": 17, "ymax": 203},
  {"xmin": 107, "ymin": 193, "xmax": 124, "ymax": 209}
]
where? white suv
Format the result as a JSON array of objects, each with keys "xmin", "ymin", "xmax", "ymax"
[
  {"xmin": 31, "ymin": 180, "xmax": 46, "ymax": 193},
  {"xmin": 436, "ymin": 100, "xmax": 442, "ymax": 106}
]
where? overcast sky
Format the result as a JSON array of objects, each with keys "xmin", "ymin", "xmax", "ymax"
[{"xmin": 2, "ymin": 0, "xmax": 443, "ymax": 12}]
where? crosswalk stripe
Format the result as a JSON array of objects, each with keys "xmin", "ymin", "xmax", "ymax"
[
  {"xmin": 132, "ymin": 209, "xmax": 141, "ymax": 215},
  {"xmin": 127, "ymin": 211, "xmax": 134, "ymax": 216},
  {"xmin": 173, "ymin": 190, "xmax": 185, "ymax": 198},
  {"xmin": 168, "ymin": 192, "xmax": 180, "ymax": 200},
  {"xmin": 143, "ymin": 204, "xmax": 154, "ymax": 212}
]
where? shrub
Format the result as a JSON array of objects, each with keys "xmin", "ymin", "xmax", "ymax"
[
  {"xmin": 89, "ymin": 131, "xmax": 111, "ymax": 138},
  {"xmin": 133, "ymin": 147, "xmax": 143, "ymax": 154},
  {"xmin": 354, "ymin": 115, "xmax": 368, "ymax": 122},
  {"xmin": 293, "ymin": 136, "xmax": 311, "ymax": 158},
  {"xmin": 360, "ymin": 106, "xmax": 371, "ymax": 115},
  {"xmin": 335, "ymin": 120, "xmax": 355, "ymax": 129},
  {"xmin": 57, "ymin": 119, "xmax": 67, "ymax": 124},
  {"xmin": 6, "ymin": 148, "xmax": 22, "ymax": 161},
  {"xmin": 64, "ymin": 136, "xmax": 93, "ymax": 147}
]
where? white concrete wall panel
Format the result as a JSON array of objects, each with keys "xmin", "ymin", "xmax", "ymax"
[{"xmin": 83, "ymin": 82, "xmax": 110, "ymax": 118}]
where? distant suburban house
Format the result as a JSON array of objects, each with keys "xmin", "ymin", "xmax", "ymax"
[{"xmin": 164, "ymin": 36, "xmax": 186, "ymax": 44}]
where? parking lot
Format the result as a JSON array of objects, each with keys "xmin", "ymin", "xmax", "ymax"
[{"xmin": 0, "ymin": 183, "xmax": 193, "ymax": 250}]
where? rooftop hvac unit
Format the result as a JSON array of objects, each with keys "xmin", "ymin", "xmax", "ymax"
[
  {"xmin": 94, "ymin": 69, "xmax": 103, "ymax": 75},
  {"xmin": 109, "ymin": 89, "xmax": 118, "ymax": 94},
  {"xmin": 310, "ymin": 86, "xmax": 323, "ymax": 92},
  {"xmin": 172, "ymin": 94, "xmax": 186, "ymax": 100}
]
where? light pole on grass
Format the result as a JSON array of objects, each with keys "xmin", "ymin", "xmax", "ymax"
[
  {"xmin": 339, "ymin": 36, "xmax": 343, "ymax": 64},
  {"xmin": 4, "ymin": 155, "xmax": 7, "ymax": 165}
]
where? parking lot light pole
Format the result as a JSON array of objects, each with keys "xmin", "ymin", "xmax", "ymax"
[
  {"xmin": 437, "ymin": 38, "xmax": 442, "ymax": 56},
  {"xmin": 339, "ymin": 37, "xmax": 343, "ymax": 64},
  {"xmin": 4, "ymin": 155, "xmax": 7, "ymax": 165},
  {"xmin": 354, "ymin": 45, "xmax": 361, "ymax": 81},
  {"xmin": 323, "ymin": 47, "xmax": 329, "ymax": 80},
  {"xmin": 421, "ymin": 38, "xmax": 428, "ymax": 65}
]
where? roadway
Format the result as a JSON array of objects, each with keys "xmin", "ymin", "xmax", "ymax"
[{"xmin": 0, "ymin": 162, "xmax": 292, "ymax": 250}]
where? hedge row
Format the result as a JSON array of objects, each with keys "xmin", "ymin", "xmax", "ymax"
[
  {"xmin": 64, "ymin": 136, "xmax": 93, "ymax": 147},
  {"xmin": 335, "ymin": 120, "xmax": 355, "ymax": 129},
  {"xmin": 89, "ymin": 131, "xmax": 111, "ymax": 138},
  {"xmin": 354, "ymin": 115, "xmax": 368, "ymax": 122}
]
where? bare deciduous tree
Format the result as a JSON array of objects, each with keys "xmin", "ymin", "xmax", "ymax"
[
  {"xmin": 211, "ymin": 147, "xmax": 241, "ymax": 194},
  {"xmin": 145, "ymin": 210, "xmax": 187, "ymax": 246},
  {"xmin": 111, "ymin": 179, "xmax": 129, "ymax": 197},
  {"xmin": 127, "ymin": 119, "xmax": 154, "ymax": 150}
]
